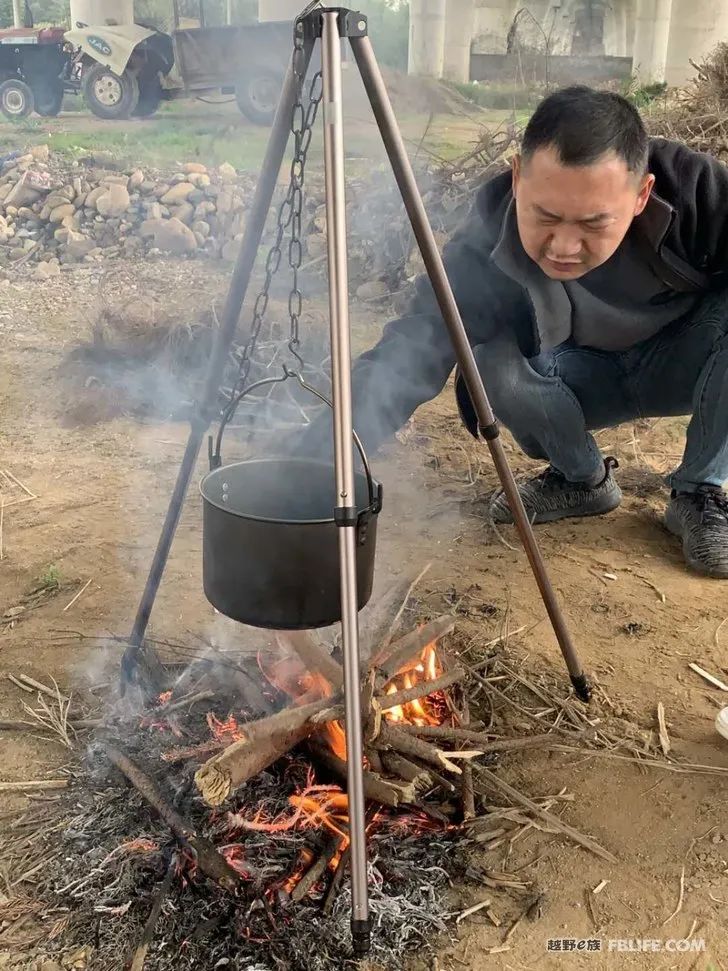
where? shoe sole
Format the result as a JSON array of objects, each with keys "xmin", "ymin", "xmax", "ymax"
[
  {"xmin": 664, "ymin": 506, "xmax": 728, "ymax": 579},
  {"xmin": 491, "ymin": 489, "xmax": 622, "ymax": 526}
]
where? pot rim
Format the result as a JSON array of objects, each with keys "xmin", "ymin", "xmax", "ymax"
[{"xmin": 200, "ymin": 457, "xmax": 381, "ymax": 526}]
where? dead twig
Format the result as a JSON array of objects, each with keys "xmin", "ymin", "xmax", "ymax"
[
  {"xmin": 62, "ymin": 579, "xmax": 93, "ymax": 613},
  {"xmin": 661, "ymin": 866, "xmax": 685, "ymax": 925},
  {"xmin": 129, "ymin": 855, "xmax": 177, "ymax": 971}
]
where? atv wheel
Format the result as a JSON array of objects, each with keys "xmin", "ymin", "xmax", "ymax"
[
  {"xmin": 83, "ymin": 63, "xmax": 139, "ymax": 120},
  {"xmin": 132, "ymin": 70, "xmax": 162, "ymax": 118},
  {"xmin": 33, "ymin": 81, "xmax": 64, "ymax": 118},
  {"xmin": 0, "ymin": 79, "xmax": 35, "ymax": 120},
  {"xmin": 235, "ymin": 68, "xmax": 282, "ymax": 126}
]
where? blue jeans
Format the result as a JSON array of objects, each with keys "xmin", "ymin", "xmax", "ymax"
[{"xmin": 470, "ymin": 290, "xmax": 728, "ymax": 493}]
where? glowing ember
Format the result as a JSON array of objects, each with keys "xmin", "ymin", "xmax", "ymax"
[
  {"xmin": 157, "ymin": 691, "xmax": 173, "ymax": 706},
  {"xmin": 207, "ymin": 712, "xmax": 245, "ymax": 744}
]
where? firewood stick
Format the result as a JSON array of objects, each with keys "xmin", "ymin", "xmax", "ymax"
[
  {"xmin": 473, "ymin": 765, "xmax": 617, "ymax": 863},
  {"xmin": 103, "ymin": 743, "xmax": 240, "ymax": 890},
  {"xmin": 160, "ymin": 690, "xmax": 215, "ymax": 715},
  {"xmin": 311, "ymin": 669, "xmax": 466, "ymax": 726},
  {"xmin": 373, "ymin": 722, "xmax": 470, "ymax": 777},
  {"xmin": 291, "ymin": 837, "xmax": 341, "ymax": 902},
  {"xmin": 379, "ymin": 752, "xmax": 434, "ymax": 790},
  {"xmin": 308, "ymin": 741, "xmax": 417, "ymax": 808},
  {"xmin": 366, "ymin": 748, "xmax": 384, "ymax": 774},
  {"xmin": 375, "ymin": 615, "xmax": 456, "ymax": 683},
  {"xmin": 460, "ymin": 696, "xmax": 476, "ymax": 822},
  {"xmin": 323, "ymin": 844, "xmax": 350, "ymax": 916},
  {"xmin": 394, "ymin": 725, "xmax": 555, "ymax": 752},
  {"xmin": 129, "ymin": 855, "xmax": 176, "ymax": 971},
  {"xmin": 275, "ymin": 631, "xmax": 344, "ymax": 689},
  {"xmin": 377, "ymin": 667, "xmax": 466, "ymax": 711},
  {"xmin": 195, "ymin": 698, "xmax": 334, "ymax": 806},
  {"xmin": 0, "ymin": 779, "xmax": 68, "ymax": 791}
]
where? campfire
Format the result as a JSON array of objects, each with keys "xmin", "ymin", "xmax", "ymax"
[
  {"xmin": 10, "ymin": 590, "xmax": 640, "ymax": 970},
  {"xmin": 25, "ymin": 610, "xmax": 500, "ymax": 968},
  {"xmin": 101, "ymin": 616, "xmax": 480, "ymax": 907}
]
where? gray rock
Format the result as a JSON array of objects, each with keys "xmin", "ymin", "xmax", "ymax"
[
  {"xmin": 49, "ymin": 203, "xmax": 76, "ymax": 224},
  {"xmin": 96, "ymin": 184, "xmax": 130, "ymax": 218},
  {"xmin": 160, "ymin": 182, "xmax": 195, "ymax": 205},
  {"xmin": 148, "ymin": 216, "xmax": 197, "ymax": 254}
]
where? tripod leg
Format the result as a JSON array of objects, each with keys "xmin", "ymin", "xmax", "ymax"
[
  {"xmin": 321, "ymin": 12, "xmax": 371, "ymax": 956},
  {"xmin": 349, "ymin": 36, "xmax": 590, "ymax": 702},
  {"xmin": 121, "ymin": 40, "xmax": 314, "ymax": 690}
]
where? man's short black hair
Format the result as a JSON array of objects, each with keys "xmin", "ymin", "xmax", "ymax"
[{"xmin": 521, "ymin": 85, "xmax": 649, "ymax": 175}]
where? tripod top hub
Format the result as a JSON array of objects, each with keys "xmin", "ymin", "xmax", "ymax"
[{"xmin": 296, "ymin": 6, "xmax": 368, "ymax": 39}]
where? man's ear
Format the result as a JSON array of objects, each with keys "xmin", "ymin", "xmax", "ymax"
[
  {"xmin": 512, "ymin": 154, "xmax": 521, "ymax": 197},
  {"xmin": 634, "ymin": 172, "xmax": 655, "ymax": 216}
]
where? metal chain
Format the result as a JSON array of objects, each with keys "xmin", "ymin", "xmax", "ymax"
[{"xmin": 229, "ymin": 30, "xmax": 324, "ymax": 402}]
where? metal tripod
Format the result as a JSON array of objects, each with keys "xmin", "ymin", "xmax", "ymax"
[{"xmin": 120, "ymin": 6, "xmax": 590, "ymax": 957}]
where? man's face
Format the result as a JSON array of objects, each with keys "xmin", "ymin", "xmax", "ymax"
[{"xmin": 511, "ymin": 146, "xmax": 654, "ymax": 280}]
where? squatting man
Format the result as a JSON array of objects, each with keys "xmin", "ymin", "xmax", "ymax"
[{"xmin": 317, "ymin": 86, "xmax": 728, "ymax": 578}]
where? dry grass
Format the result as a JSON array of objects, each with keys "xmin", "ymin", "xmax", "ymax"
[{"xmin": 645, "ymin": 44, "xmax": 728, "ymax": 161}]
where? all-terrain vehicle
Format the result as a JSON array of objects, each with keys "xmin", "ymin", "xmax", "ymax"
[
  {"xmin": 0, "ymin": 1, "xmax": 67, "ymax": 120},
  {"xmin": 65, "ymin": 0, "xmax": 292, "ymax": 123}
]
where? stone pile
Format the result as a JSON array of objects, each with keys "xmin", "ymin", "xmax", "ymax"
[
  {"xmin": 0, "ymin": 147, "xmax": 257, "ymax": 279},
  {"xmin": 0, "ymin": 133, "xmax": 513, "ymax": 293}
]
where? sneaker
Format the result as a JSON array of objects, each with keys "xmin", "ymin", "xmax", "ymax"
[
  {"xmin": 664, "ymin": 486, "xmax": 728, "ymax": 578},
  {"xmin": 716, "ymin": 707, "xmax": 728, "ymax": 741},
  {"xmin": 488, "ymin": 457, "xmax": 622, "ymax": 525}
]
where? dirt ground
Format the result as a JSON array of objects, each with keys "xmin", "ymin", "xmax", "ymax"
[{"xmin": 2, "ymin": 251, "xmax": 728, "ymax": 971}]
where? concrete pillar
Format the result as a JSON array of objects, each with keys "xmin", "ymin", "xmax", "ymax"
[
  {"xmin": 408, "ymin": 0, "xmax": 447, "ymax": 77},
  {"xmin": 474, "ymin": 0, "xmax": 516, "ymax": 53},
  {"xmin": 609, "ymin": 0, "xmax": 628, "ymax": 56},
  {"xmin": 443, "ymin": 0, "xmax": 475, "ymax": 80},
  {"xmin": 12, "ymin": 0, "xmax": 23, "ymax": 28},
  {"xmin": 665, "ymin": 0, "xmax": 728, "ymax": 84},
  {"xmin": 70, "ymin": 0, "xmax": 134, "ymax": 27},
  {"xmin": 258, "ymin": 0, "xmax": 304, "ymax": 22},
  {"xmin": 631, "ymin": 0, "xmax": 673, "ymax": 81},
  {"xmin": 624, "ymin": 0, "xmax": 635, "ymax": 56}
]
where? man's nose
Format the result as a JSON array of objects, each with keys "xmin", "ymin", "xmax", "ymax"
[{"xmin": 548, "ymin": 228, "xmax": 582, "ymax": 258}]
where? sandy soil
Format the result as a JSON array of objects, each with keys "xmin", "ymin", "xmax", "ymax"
[{"xmin": 1, "ymin": 259, "xmax": 728, "ymax": 970}]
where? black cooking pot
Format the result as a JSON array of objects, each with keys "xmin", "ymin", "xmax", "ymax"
[{"xmin": 200, "ymin": 457, "xmax": 382, "ymax": 630}]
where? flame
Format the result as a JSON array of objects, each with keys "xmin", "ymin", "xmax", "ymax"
[
  {"xmin": 258, "ymin": 639, "xmax": 445, "ymax": 763},
  {"xmin": 157, "ymin": 691, "xmax": 173, "ymax": 706},
  {"xmin": 383, "ymin": 641, "xmax": 443, "ymax": 727}
]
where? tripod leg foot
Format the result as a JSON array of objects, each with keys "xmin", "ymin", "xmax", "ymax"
[
  {"xmin": 570, "ymin": 672, "xmax": 592, "ymax": 703},
  {"xmin": 352, "ymin": 918, "xmax": 372, "ymax": 957}
]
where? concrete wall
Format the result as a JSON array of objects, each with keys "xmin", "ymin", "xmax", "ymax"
[{"xmin": 470, "ymin": 50, "xmax": 633, "ymax": 82}]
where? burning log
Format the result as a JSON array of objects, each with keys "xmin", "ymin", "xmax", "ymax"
[
  {"xmin": 377, "ymin": 667, "xmax": 465, "ymax": 712},
  {"xmin": 309, "ymin": 741, "xmax": 419, "ymax": 808},
  {"xmin": 275, "ymin": 631, "xmax": 344, "ymax": 690},
  {"xmin": 373, "ymin": 722, "xmax": 481, "ymax": 776},
  {"xmin": 373, "ymin": 614, "xmax": 456, "ymax": 683},
  {"xmin": 291, "ymin": 837, "xmax": 341, "ymax": 902},
  {"xmin": 102, "ymin": 744, "xmax": 240, "ymax": 891},
  {"xmin": 195, "ymin": 698, "xmax": 335, "ymax": 807},
  {"xmin": 379, "ymin": 751, "xmax": 434, "ymax": 794}
]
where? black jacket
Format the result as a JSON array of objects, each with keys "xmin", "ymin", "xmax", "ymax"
[{"xmin": 344, "ymin": 139, "xmax": 728, "ymax": 453}]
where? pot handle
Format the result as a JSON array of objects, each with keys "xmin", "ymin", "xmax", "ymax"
[{"xmin": 209, "ymin": 368, "xmax": 382, "ymax": 517}]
